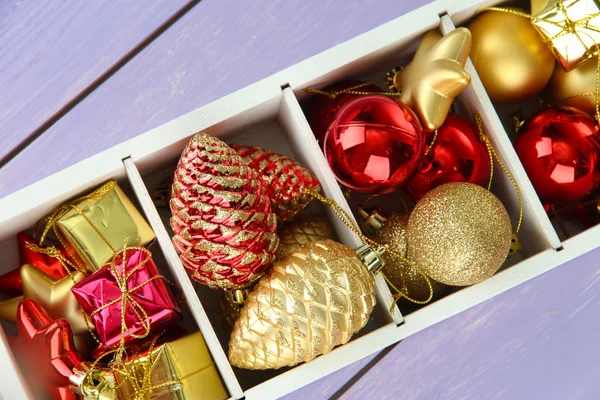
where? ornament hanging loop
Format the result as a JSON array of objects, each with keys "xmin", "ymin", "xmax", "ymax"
[
  {"xmin": 475, "ymin": 113, "xmax": 524, "ymax": 251},
  {"xmin": 302, "ymin": 80, "xmax": 401, "ymax": 99},
  {"xmin": 304, "ymin": 188, "xmax": 433, "ymax": 306}
]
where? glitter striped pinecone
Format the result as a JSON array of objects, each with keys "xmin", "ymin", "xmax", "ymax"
[
  {"xmin": 233, "ymin": 145, "xmax": 322, "ymax": 222},
  {"xmin": 228, "ymin": 239, "xmax": 376, "ymax": 369},
  {"xmin": 170, "ymin": 133, "xmax": 279, "ymax": 290}
]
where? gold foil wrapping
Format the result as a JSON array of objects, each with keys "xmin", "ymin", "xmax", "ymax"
[
  {"xmin": 115, "ymin": 332, "xmax": 228, "ymax": 400},
  {"xmin": 533, "ymin": 0, "xmax": 600, "ymax": 71},
  {"xmin": 56, "ymin": 183, "xmax": 155, "ymax": 272}
]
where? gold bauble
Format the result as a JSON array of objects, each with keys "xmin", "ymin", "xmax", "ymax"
[
  {"xmin": 468, "ymin": 9, "xmax": 555, "ymax": 104},
  {"xmin": 373, "ymin": 213, "xmax": 448, "ymax": 302},
  {"xmin": 394, "ymin": 28, "xmax": 472, "ymax": 131},
  {"xmin": 406, "ymin": 183, "xmax": 512, "ymax": 286},
  {"xmin": 276, "ymin": 214, "xmax": 336, "ymax": 260},
  {"xmin": 547, "ymin": 55, "xmax": 597, "ymax": 116},
  {"xmin": 228, "ymin": 239, "xmax": 376, "ymax": 370}
]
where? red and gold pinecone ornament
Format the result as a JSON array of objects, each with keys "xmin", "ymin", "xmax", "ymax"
[
  {"xmin": 170, "ymin": 133, "xmax": 279, "ymax": 290},
  {"xmin": 233, "ymin": 145, "xmax": 322, "ymax": 222}
]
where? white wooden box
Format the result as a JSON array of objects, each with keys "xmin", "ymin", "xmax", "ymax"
[{"xmin": 0, "ymin": 0, "xmax": 596, "ymax": 398}]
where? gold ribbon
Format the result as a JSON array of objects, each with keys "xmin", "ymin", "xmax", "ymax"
[
  {"xmin": 302, "ymin": 80, "xmax": 401, "ymax": 99},
  {"xmin": 86, "ymin": 246, "xmax": 171, "ymax": 363}
]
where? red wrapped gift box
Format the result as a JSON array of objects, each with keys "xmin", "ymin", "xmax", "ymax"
[{"xmin": 71, "ymin": 248, "xmax": 181, "ymax": 349}]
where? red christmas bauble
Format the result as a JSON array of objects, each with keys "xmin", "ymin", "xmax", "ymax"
[
  {"xmin": 514, "ymin": 107, "xmax": 600, "ymax": 204},
  {"xmin": 405, "ymin": 114, "xmax": 491, "ymax": 201},
  {"xmin": 233, "ymin": 145, "xmax": 322, "ymax": 222},
  {"xmin": 307, "ymin": 80, "xmax": 382, "ymax": 144},
  {"xmin": 170, "ymin": 133, "xmax": 279, "ymax": 290},
  {"xmin": 324, "ymin": 95, "xmax": 425, "ymax": 194}
]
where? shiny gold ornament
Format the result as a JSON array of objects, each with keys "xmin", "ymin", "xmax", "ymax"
[
  {"xmin": 53, "ymin": 181, "xmax": 155, "ymax": 272},
  {"xmin": 276, "ymin": 214, "xmax": 336, "ymax": 260},
  {"xmin": 0, "ymin": 265, "xmax": 89, "ymax": 352},
  {"xmin": 228, "ymin": 239, "xmax": 376, "ymax": 370},
  {"xmin": 406, "ymin": 183, "xmax": 512, "ymax": 286},
  {"xmin": 532, "ymin": 0, "xmax": 600, "ymax": 71},
  {"xmin": 393, "ymin": 28, "xmax": 472, "ymax": 131},
  {"xmin": 114, "ymin": 332, "xmax": 227, "ymax": 400},
  {"xmin": 372, "ymin": 213, "xmax": 449, "ymax": 302},
  {"xmin": 547, "ymin": 55, "xmax": 598, "ymax": 115},
  {"xmin": 469, "ymin": 9, "xmax": 555, "ymax": 103}
]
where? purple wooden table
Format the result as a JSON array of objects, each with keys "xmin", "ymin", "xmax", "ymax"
[{"xmin": 2, "ymin": 1, "xmax": 599, "ymax": 399}]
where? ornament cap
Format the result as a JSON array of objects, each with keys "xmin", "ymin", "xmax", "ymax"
[
  {"xmin": 358, "ymin": 206, "xmax": 389, "ymax": 237},
  {"xmin": 355, "ymin": 244, "xmax": 386, "ymax": 274},
  {"xmin": 225, "ymin": 288, "xmax": 251, "ymax": 306},
  {"xmin": 69, "ymin": 368, "xmax": 113, "ymax": 397}
]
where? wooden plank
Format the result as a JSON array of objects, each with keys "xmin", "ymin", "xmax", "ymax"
[
  {"xmin": 0, "ymin": 0, "xmax": 430, "ymax": 197},
  {"xmin": 279, "ymin": 351, "xmax": 383, "ymax": 400},
  {"xmin": 337, "ymin": 247, "xmax": 600, "ymax": 400},
  {"xmin": 0, "ymin": 0, "xmax": 193, "ymax": 166}
]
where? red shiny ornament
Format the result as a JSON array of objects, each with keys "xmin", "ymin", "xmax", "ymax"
[
  {"xmin": 324, "ymin": 95, "xmax": 425, "ymax": 194},
  {"xmin": 0, "ymin": 232, "xmax": 68, "ymax": 295},
  {"xmin": 307, "ymin": 80, "xmax": 382, "ymax": 143},
  {"xmin": 514, "ymin": 107, "xmax": 600, "ymax": 204},
  {"xmin": 405, "ymin": 114, "xmax": 491, "ymax": 201},
  {"xmin": 13, "ymin": 299, "xmax": 83, "ymax": 400},
  {"xmin": 170, "ymin": 133, "xmax": 279, "ymax": 290},
  {"xmin": 233, "ymin": 145, "xmax": 322, "ymax": 221}
]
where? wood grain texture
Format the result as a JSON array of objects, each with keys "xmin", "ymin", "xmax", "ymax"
[
  {"xmin": 279, "ymin": 351, "xmax": 382, "ymax": 400},
  {"xmin": 0, "ymin": 0, "xmax": 191, "ymax": 165},
  {"xmin": 0, "ymin": 0, "xmax": 429, "ymax": 197},
  {"xmin": 336, "ymin": 247, "xmax": 600, "ymax": 400}
]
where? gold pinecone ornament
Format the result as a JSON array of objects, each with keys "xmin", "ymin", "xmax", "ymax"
[
  {"xmin": 276, "ymin": 214, "xmax": 336, "ymax": 260},
  {"xmin": 228, "ymin": 239, "xmax": 376, "ymax": 370}
]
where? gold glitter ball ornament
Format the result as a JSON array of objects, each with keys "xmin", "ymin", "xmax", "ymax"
[
  {"xmin": 276, "ymin": 214, "xmax": 336, "ymax": 260},
  {"xmin": 406, "ymin": 183, "xmax": 512, "ymax": 286},
  {"xmin": 228, "ymin": 239, "xmax": 376, "ymax": 370},
  {"xmin": 372, "ymin": 212, "xmax": 448, "ymax": 302}
]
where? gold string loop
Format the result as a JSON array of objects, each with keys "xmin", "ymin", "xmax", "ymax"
[
  {"xmin": 302, "ymin": 80, "xmax": 401, "ymax": 99},
  {"xmin": 475, "ymin": 113, "xmax": 524, "ymax": 236},
  {"xmin": 304, "ymin": 188, "xmax": 433, "ymax": 307}
]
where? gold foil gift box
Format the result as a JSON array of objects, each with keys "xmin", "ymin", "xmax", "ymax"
[
  {"xmin": 115, "ymin": 332, "xmax": 228, "ymax": 400},
  {"xmin": 532, "ymin": 0, "xmax": 600, "ymax": 71},
  {"xmin": 53, "ymin": 180, "xmax": 155, "ymax": 272}
]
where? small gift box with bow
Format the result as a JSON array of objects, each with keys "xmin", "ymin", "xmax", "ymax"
[
  {"xmin": 114, "ymin": 332, "xmax": 228, "ymax": 400},
  {"xmin": 532, "ymin": 0, "xmax": 600, "ymax": 71},
  {"xmin": 71, "ymin": 248, "xmax": 181, "ymax": 348},
  {"xmin": 50, "ymin": 180, "xmax": 156, "ymax": 273}
]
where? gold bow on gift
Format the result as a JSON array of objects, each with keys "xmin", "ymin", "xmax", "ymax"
[
  {"xmin": 88, "ymin": 247, "xmax": 168, "ymax": 358},
  {"xmin": 532, "ymin": 0, "xmax": 600, "ymax": 71}
]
